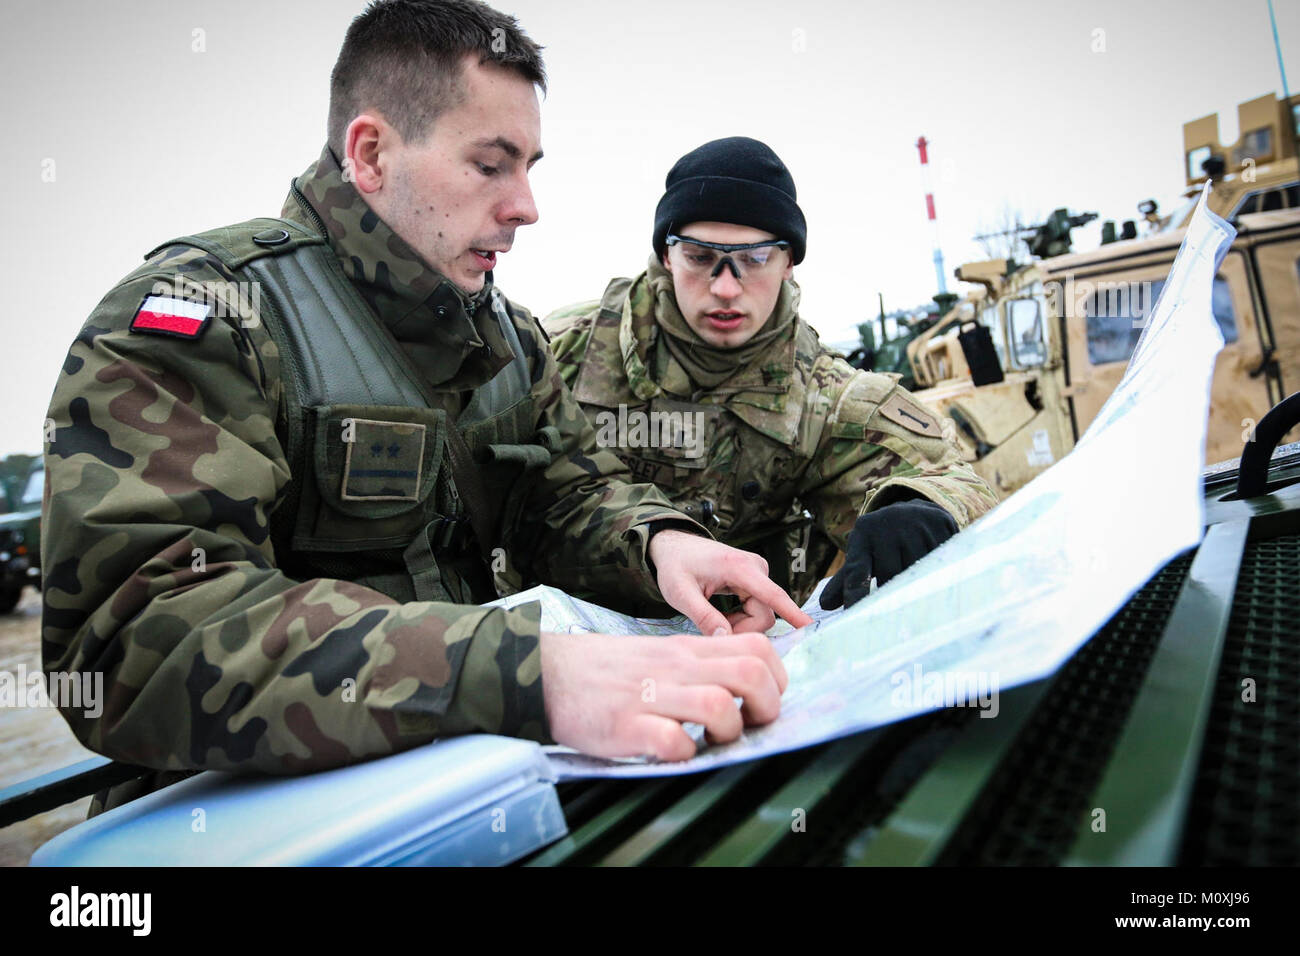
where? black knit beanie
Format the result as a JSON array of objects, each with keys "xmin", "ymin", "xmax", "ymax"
[{"xmin": 653, "ymin": 136, "xmax": 807, "ymax": 265}]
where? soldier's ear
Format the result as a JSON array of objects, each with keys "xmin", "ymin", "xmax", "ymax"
[
  {"xmin": 661, "ymin": 250, "xmax": 674, "ymax": 273},
  {"xmin": 783, "ymin": 248, "xmax": 794, "ymax": 281},
  {"xmin": 345, "ymin": 113, "xmax": 387, "ymax": 195}
]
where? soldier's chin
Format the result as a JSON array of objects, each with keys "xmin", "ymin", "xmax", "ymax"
[
  {"xmin": 700, "ymin": 325, "xmax": 756, "ymax": 349},
  {"xmin": 447, "ymin": 262, "xmax": 487, "ymax": 294}
]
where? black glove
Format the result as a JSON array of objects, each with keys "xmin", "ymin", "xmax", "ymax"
[{"xmin": 820, "ymin": 499, "xmax": 959, "ymax": 610}]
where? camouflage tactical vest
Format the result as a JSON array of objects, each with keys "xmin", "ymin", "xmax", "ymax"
[
  {"xmin": 147, "ymin": 217, "xmax": 553, "ymax": 606},
  {"xmin": 569, "ymin": 278, "xmax": 841, "ymax": 603}
]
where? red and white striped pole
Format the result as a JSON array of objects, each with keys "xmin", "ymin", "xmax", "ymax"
[{"xmin": 916, "ymin": 136, "xmax": 948, "ymax": 294}]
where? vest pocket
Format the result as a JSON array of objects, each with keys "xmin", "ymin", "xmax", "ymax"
[
  {"xmin": 290, "ymin": 403, "xmax": 446, "ymax": 552},
  {"xmin": 457, "ymin": 394, "xmax": 550, "ymax": 588}
]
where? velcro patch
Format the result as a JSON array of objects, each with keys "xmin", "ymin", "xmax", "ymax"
[
  {"xmin": 623, "ymin": 454, "xmax": 677, "ymax": 486},
  {"xmin": 877, "ymin": 391, "xmax": 942, "ymax": 437},
  {"xmin": 341, "ymin": 419, "xmax": 426, "ymax": 500},
  {"xmin": 130, "ymin": 294, "xmax": 213, "ymax": 339},
  {"xmin": 649, "ymin": 397, "xmax": 718, "ymax": 464}
]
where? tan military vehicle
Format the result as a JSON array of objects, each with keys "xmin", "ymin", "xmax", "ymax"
[{"xmin": 901, "ymin": 93, "xmax": 1300, "ymax": 497}]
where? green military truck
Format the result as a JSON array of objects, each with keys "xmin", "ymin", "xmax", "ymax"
[
  {"xmin": 519, "ymin": 426, "xmax": 1300, "ymax": 866},
  {"xmin": 0, "ymin": 462, "xmax": 42, "ymax": 613}
]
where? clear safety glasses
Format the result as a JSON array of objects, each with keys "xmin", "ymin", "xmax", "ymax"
[{"xmin": 665, "ymin": 234, "xmax": 791, "ymax": 281}]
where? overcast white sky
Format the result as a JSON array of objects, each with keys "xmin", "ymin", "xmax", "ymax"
[{"xmin": 1, "ymin": 0, "xmax": 1297, "ymax": 457}]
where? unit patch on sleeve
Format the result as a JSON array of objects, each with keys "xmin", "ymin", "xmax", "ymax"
[
  {"xmin": 877, "ymin": 390, "xmax": 942, "ymax": 437},
  {"xmin": 129, "ymin": 294, "xmax": 214, "ymax": 339}
]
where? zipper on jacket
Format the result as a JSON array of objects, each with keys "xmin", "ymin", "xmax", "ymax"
[{"xmin": 291, "ymin": 179, "xmax": 330, "ymax": 239}]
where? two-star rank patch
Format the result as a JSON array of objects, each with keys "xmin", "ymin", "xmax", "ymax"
[
  {"xmin": 129, "ymin": 294, "xmax": 213, "ymax": 340},
  {"xmin": 341, "ymin": 419, "xmax": 427, "ymax": 501}
]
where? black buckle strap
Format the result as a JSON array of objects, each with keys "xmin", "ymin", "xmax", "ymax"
[{"xmin": 427, "ymin": 515, "xmax": 471, "ymax": 551}]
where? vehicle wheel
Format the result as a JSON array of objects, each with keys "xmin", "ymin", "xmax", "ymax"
[{"xmin": 0, "ymin": 585, "xmax": 23, "ymax": 614}]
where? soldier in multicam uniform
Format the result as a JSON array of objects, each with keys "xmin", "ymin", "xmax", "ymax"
[
  {"xmin": 544, "ymin": 137, "xmax": 999, "ymax": 610},
  {"xmin": 40, "ymin": 0, "xmax": 809, "ymax": 811}
]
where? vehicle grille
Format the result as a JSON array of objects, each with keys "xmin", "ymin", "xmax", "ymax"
[
  {"xmin": 1179, "ymin": 532, "xmax": 1300, "ymax": 865},
  {"xmin": 937, "ymin": 552, "xmax": 1195, "ymax": 865}
]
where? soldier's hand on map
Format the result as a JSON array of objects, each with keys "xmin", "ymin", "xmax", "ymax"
[
  {"xmin": 648, "ymin": 529, "xmax": 814, "ymax": 635},
  {"xmin": 820, "ymin": 498, "xmax": 959, "ymax": 610},
  {"xmin": 539, "ymin": 629, "xmax": 789, "ymax": 761}
]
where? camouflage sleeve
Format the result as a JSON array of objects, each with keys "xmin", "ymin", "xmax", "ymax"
[
  {"xmin": 510, "ymin": 303, "xmax": 707, "ymax": 612},
  {"xmin": 540, "ymin": 301, "xmax": 600, "ymax": 391},
  {"xmin": 41, "ymin": 264, "xmax": 552, "ymax": 775},
  {"xmin": 799, "ymin": 365, "xmax": 1000, "ymax": 549}
]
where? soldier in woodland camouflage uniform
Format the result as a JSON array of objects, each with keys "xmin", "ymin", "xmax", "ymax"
[
  {"xmin": 545, "ymin": 137, "xmax": 999, "ymax": 608},
  {"xmin": 41, "ymin": 2, "xmax": 805, "ymax": 810}
]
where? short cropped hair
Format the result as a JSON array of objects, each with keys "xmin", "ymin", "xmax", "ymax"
[{"xmin": 328, "ymin": 0, "xmax": 546, "ymax": 156}]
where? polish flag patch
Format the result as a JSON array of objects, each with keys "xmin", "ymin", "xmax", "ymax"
[{"xmin": 130, "ymin": 294, "xmax": 213, "ymax": 340}]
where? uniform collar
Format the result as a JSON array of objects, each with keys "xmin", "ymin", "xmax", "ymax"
[
  {"xmin": 618, "ymin": 259, "xmax": 800, "ymax": 401},
  {"xmin": 281, "ymin": 145, "xmax": 513, "ymax": 388}
]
